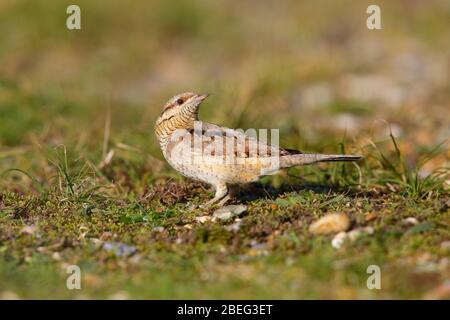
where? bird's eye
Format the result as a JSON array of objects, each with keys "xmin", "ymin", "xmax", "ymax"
[{"xmin": 176, "ymin": 98, "xmax": 184, "ymax": 105}]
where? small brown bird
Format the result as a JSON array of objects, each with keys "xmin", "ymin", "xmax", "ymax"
[{"xmin": 154, "ymin": 92, "xmax": 362, "ymax": 207}]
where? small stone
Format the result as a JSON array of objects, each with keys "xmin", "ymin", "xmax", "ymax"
[
  {"xmin": 362, "ymin": 226, "xmax": 374, "ymax": 234},
  {"xmin": 364, "ymin": 212, "xmax": 377, "ymax": 221},
  {"xmin": 195, "ymin": 215, "xmax": 212, "ymax": 223},
  {"xmin": 347, "ymin": 226, "xmax": 374, "ymax": 241},
  {"xmin": 331, "ymin": 227, "xmax": 374, "ymax": 249},
  {"xmin": 403, "ymin": 217, "xmax": 419, "ymax": 225},
  {"xmin": 0, "ymin": 291, "xmax": 20, "ymax": 300},
  {"xmin": 331, "ymin": 232, "xmax": 348, "ymax": 249},
  {"xmin": 52, "ymin": 252, "xmax": 62, "ymax": 261},
  {"xmin": 152, "ymin": 226, "xmax": 165, "ymax": 232},
  {"xmin": 309, "ymin": 213, "xmax": 351, "ymax": 235},
  {"xmin": 213, "ymin": 211, "xmax": 232, "ymax": 221},
  {"xmin": 103, "ymin": 242, "xmax": 136, "ymax": 257},
  {"xmin": 213, "ymin": 205, "xmax": 247, "ymax": 221},
  {"xmin": 108, "ymin": 291, "xmax": 130, "ymax": 300},
  {"xmin": 20, "ymin": 225, "xmax": 37, "ymax": 235},
  {"xmin": 90, "ymin": 238, "xmax": 104, "ymax": 249},
  {"xmin": 226, "ymin": 218, "xmax": 243, "ymax": 232}
]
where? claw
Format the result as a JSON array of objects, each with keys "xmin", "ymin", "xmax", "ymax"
[{"xmin": 186, "ymin": 202, "xmax": 199, "ymax": 210}]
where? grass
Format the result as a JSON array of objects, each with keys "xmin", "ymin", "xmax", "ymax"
[{"xmin": 0, "ymin": 0, "xmax": 449, "ymax": 299}]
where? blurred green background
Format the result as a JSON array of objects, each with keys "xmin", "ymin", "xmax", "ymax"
[{"xmin": 0, "ymin": 0, "xmax": 449, "ymax": 299}]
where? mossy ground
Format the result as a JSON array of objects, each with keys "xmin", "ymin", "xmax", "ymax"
[{"xmin": 0, "ymin": 0, "xmax": 449, "ymax": 299}]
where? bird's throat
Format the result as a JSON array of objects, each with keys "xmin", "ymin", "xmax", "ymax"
[{"xmin": 155, "ymin": 111, "xmax": 197, "ymax": 142}]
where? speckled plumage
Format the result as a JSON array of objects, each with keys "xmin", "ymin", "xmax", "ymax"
[{"xmin": 155, "ymin": 92, "xmax": 362, "ymax": 207}]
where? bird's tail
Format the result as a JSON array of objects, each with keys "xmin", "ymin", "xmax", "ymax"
[{"xmin": 280, "ymin": 154, "xmax": 363, "ymax": 168}]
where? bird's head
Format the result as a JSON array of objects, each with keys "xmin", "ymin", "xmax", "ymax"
[{"xmin": 154, "ymin": 92, "xmax": 209, "ymax": 139}]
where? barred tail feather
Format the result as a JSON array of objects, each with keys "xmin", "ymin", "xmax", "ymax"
[{"xmin": 280, "ymin": 154, "xmax": 363, "ymax": 168}]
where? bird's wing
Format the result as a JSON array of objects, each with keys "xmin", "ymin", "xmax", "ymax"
[
  {"xmin": 165, "ymin": 122, "xmax": 301, "ymax": 160},
  {"xmin": 194, "ymin": 122, "xmax": 301, "ymax": 158}
]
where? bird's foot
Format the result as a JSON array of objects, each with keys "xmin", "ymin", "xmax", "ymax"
[
  {"xmin": 186, "ymin": 202, "xmax": 200, "ymax": 210},
  {"xmin": 216, "ymin": 194, "xmax": 232, "ymax": 207},
  {"xmin": 199, "ymin": 194, "xmax": 231, "ymax": 210}
]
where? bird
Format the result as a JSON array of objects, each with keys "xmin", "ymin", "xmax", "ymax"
[{"xmin": 154, "ymin": 92, "xmax": 363, "ymax": 207}]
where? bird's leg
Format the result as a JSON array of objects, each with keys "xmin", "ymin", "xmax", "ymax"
[
  {"xmin": 201, "ymin": 183, "xmax": 228, "ymax": 208},
  {"xmin": 216, "ymin": 185, "xmax": 238, "ymax": 207},
  {"xmin": 216, "ymin": 194, "xmax": 231, "ymax": 207}
]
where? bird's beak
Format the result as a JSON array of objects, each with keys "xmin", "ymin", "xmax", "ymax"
[
  {"xmin": 185, "ymin": 93, "xmax": 209, "ymax": 113},
  {"xmin": 189, "ymin": 94, "xmax": 209, "ymax": 110},
  {"xmin": 196, "ymin": 93, "xmax": 209, "ymax": 102}
]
